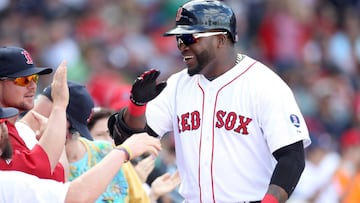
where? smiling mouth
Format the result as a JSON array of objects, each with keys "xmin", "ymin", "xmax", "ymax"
[{"xmin": 183, "ymin": 56, "xmax": 194, "ymax": 61}]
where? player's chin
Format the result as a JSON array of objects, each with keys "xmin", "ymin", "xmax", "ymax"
[
  {"xmin": 26, "ymin": 103, "xmax": 35, "ymax": 111},
  {"xmin": 187, "ymin": 65, "xmax": 202, "ymax": 76},
  {"xmin": 19, "ymin": 102, "xmax": 34, "ymax": 112},
  {"xmin": 187, "ymin": 68, "xmax": 197, "ymax": 76}
]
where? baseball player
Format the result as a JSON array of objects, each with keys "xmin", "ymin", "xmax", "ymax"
[{"xmin": 108, "ymin": 0, "xmax": 311, "ymax": 202}]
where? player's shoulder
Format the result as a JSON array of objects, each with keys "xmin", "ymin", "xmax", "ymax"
[
  {"xmin": 169, "ymin": 68, "xmax": 189, "ymax": 79},
  {"xmin": 167, "ymin": 68, "xmax": 194, "ymax": 84},
  {"xmin": 241, "ymin": 55, "xmax": 272, "ymax": 71},
  {"xmin": 242, "ymin": 55, "xmax": 283, "ymax": 79}
]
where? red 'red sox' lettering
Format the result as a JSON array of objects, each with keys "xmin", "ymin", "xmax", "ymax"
[
  {"xmin": 216, "ymin": 110, "xmax": 252, "ymax": 134},
  {"xmin": 177, "ymin": 110, "xmax": 252, "ymax": 134},
  {"xmin": 178, "ymin": 111, "xmax": 201, "ymax": 132}
]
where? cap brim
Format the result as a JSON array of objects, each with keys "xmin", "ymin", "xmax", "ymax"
[
  {"xmin": 0, "ymin": 107, "xmax": 19, "ymax": 119},
  {"xmin": 7, "ymin": 67, "xmax": 53, "ymax": 78},
  {"xmin": 163, "ymin": 25, "xmax": 209, "ymax": 36},
  {"xmin": 69, "ymin": 116, "xmax": 94, "ymax": 141}
]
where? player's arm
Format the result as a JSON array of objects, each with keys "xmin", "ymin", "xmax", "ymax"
[
  {"xmin": 37, "ymin": 61, "xmax": 68, "ymax": 173},
  {"xmin": 108, "ymin": 69, "xmax": 166, "ymax": 145},
  {"xmin": 262, "ymin": 141, "xmax": 305, "ymax": 203},
  {"xmin": 65, "ymin": 132, "xmax": 161, "ymax": 203}
]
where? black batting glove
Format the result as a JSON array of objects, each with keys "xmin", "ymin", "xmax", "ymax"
[{"xmin": 130, "ymin": 69, "xmax": 167, "ymax": 106}]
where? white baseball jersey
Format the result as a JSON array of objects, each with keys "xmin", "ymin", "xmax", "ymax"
[
  {"xmin": 146, "ymin": 55, "xmax": 311, "ymax": 203},
  {"xmin": 0, "ymin": 170, "xmax": 70, "ymax": 203}
]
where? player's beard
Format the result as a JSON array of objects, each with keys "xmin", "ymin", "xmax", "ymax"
[
  {"xmin": 187, "ymin": 51, "xmax": 211, "ymax": 76},
  {"xmin": 0, "ymin": 136, "xmax": 12, "ymax": 160},
  {"xmin": 19, "ymin": 99, "xmax": 35, "ymax": 112}
]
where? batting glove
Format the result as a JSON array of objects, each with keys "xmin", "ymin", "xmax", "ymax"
[{"xmin": 130, "ymin": 69, "xmax": 167, "ymax": 106}]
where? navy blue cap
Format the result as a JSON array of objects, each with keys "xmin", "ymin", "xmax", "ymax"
[
  {"xmin": 0, "ymin": 46, "xmax": 53, "ymax": 77},
  {"xmin": 42, "ymin": 81, "xmax": 95, "ymax": 141},
  {"xmin": 0, "ymin": 107, "xmax": 18, "ymax": 119}
]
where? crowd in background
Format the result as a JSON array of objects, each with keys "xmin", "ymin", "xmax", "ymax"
[{"xmin": 1, "ymin": 0, "xmax": 360, "ymax": 202}]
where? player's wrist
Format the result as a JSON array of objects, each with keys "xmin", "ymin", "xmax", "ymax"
[
  {"xmin": 115, "ymin": 145, "xmax": 132, "ymax": 162},
  {"xmin": 130, "ymin": 94, "xmax": 148, "ymax": 106},
  {"xmin": 127, "ymin": 101, "xmax": 146, "ymax": 116},
  {"xmin": 261, "ymin": 194, "xmax": 279, "ymax": 203}
]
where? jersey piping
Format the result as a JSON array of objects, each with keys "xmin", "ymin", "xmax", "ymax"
[{"xmin": 197, "ymin": 60, "xmax": 257, "ymax": 203}]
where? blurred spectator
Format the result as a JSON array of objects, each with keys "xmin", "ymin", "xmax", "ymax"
[
  {"xmin": 87, "ymin": 106, "xmax": 153, "ymax": 202},
  {"xmin": 0, "ymin": 106, "xmax": 162, "ymax": 203},
  {"xmin": 288, "ymin": 133, "xmax": 340, "ymax": 203},
  {"xmin": 157, "ymin": 132, "xmax": 184, "ymax": 203},
  {"xmin": 28, "ymin": 81, "xmax": 130, "ymax": 203},
  {"xmin": 333, "ymin": 128, "xmax": 360, "ymax": 203},
  {"xmin": 88, "ymin": 106, "xmax": 181, "ymax": 203},
  {"xmin": 87, "ymin": 107, "xmax": 114, "ymax": 143}
]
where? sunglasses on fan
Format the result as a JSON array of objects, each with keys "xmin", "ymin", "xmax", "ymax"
[
  {"xmin": 176, "ymin": 31, "xmax": 228, "ymax": 48},
  {"xmin": 0, "ymin": 74, "xmax": 39, "ymax": 87}
]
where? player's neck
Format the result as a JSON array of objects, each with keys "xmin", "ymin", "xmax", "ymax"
[
  {"xmin": 66, "ymin": 138, "xmax": 87, "ymax": 163},
  {"xmin": 204, "ymin": 53, "xmax": 243, "ymax": 81}
]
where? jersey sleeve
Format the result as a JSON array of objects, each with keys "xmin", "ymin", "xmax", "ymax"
[
  {"xmin": 255, "ymin": 65, "xmax": 311, "ymax": 152},
  {"xmin": 146, "ymin": 71, "xmax": 184, "ymax": 137}
]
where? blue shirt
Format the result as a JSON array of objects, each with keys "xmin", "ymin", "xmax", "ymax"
[{"xmin": 69, "ymin": 137, "xmax": 128, "ymax": 203}]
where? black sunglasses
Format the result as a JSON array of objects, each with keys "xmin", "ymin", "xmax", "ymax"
[{"xmin": 176, "ymin": 31, "xmax": 228, "ymax": 48}]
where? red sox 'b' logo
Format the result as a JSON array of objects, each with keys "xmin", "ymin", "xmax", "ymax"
[
  {"xmin": 21, "ymin": 50, "xmax": 34, "ymax": 65},
  {"xmin": 87, "ymin": 108, "xmax": 94, "ymax": 123},
  {"xmin": 177, "ymin": 110, "xmax": 252, "ymax": 135}
]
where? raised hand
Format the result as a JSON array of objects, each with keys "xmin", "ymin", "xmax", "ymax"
[
  {"xmin": 51, "ymin": 60, "xmax": 69, "ymax": 109},
  {"xmin": 150, "ymin": 170, "xmax": 181, "ymax": 201},
  {"xmin": 134, "ymin": 155, "xmax": 156, "ymax": 183},
  {"xmin": 121, "ymin": 132, "xmax": 161, "ymax": 159},
  {"xmin": 130, "ymin": 69, "xmax": 167, "ymax": 106}
]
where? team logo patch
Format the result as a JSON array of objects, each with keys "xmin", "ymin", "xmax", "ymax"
[
  {"xmin": 290, "ymin": 114, "xmax": 300, "ymax": 128},
  {"xmin": 87, "ymin": 108, "xmax": 94, "ymax": 123},
  {"xmin": 21, "ymin": 50, "xmax": 34, "ymax": 65}
]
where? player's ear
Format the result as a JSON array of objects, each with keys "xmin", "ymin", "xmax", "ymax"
[{"xmin": 217, "ymin": 34, "xmax": 227, "ymax": 47}]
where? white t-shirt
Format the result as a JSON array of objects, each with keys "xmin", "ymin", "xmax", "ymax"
[
  {"xmin": 15, "ymin": 121, "xmax": 38, "ymax": 150},
  {"xmin": 0, "ymin": 170, "xmax": 70, "ymax": 203},
  {"xmin": 146, "ymin": 55, "xmax": 311, "ymax": 202}
]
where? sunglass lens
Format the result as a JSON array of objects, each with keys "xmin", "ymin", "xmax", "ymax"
[
  {"xmin": 32, "ymin": 75, "xmax": 39, "ymax": 83},
  {"xmin": 176, "ymin": 34, "xmax": 196, "ymax": 47},
  {"xmin": 14, "ymin": 75, "xmax": 39, "ymax": 86}
]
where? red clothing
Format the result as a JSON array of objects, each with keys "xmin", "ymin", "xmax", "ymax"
[{"xmin": 0, "ymin": 122, "xmax": 65, "ymax": 182}]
